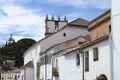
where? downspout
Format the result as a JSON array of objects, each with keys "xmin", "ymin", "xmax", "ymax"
[
  {"xmin": 79, "ymin": 48, "xmax": 84, "ymax": 80},
  {"xmin": 45, "ymin": 54, "xmax": 47, "ymax": 80},
  {"xmin": 110, "ymin": 1, "xmax": 114, "ymax": 79},
  {"xmin": 82, "ymin": 52, "xmax": 84, "ymax": 80},
  {"xmin": 109, "ymin": 33, "xmax": 114, "ymax": 80},
  {"xmin": 51, "ymin": 54, "xmax": 53, "ymax": 80}
]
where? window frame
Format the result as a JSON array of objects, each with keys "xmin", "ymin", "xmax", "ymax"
[
  {"xmin": 93, "ymin": 47, "xmax": 99, "ymax": 62},
  {"xmin": 85, "ymin": 51, "xmax": 89, "ymax": 72},
  {"xmin": 76, "ymin": 54, "xmax": 80, "ymax": 66}
]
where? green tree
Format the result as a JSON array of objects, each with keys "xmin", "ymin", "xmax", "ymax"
[
  {"xmin": 15, "ymin": 38, "xmax": 36, "ymax": 67},
  {"xmin": 0, "ymin": 38, "xmax": 36, "ymax": 68}
]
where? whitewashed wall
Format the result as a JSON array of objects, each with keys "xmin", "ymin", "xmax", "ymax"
[
  {"xmin": 53, "ymin": 39, "xmax": 111, "ymax": 80},
  {"xmin": 25, "ymin": 68, "xmax": 34, "ymax": 80},
  {"xmin": 40, "ymin": 26, "xmax": 88, "ymax": 53},
  {"xmin": 40, "ymin": 25, "xmax": 88, "ymax": 80},
  {"xmin": 23, "ymin": 43, "xmax": 41, "ymax": 80},
  {"xmin": 111, "ymin": 0, "xmax": 120, "ymax": 79},
  {"xmin": 83, "ymin": 39, "xmax": 111, "ymax": 80},
  {"xmin": 56, "ymin": 50, "xmax": 83, "ymax": 80},
  {"xmin": 24, "ymin": 44, "xmax": 40, "ymax": 65},
  {"xmin": 0, "ymin": 69, "xmax": 24, "ymax": 80},
  {"xmin": 40, "ymin": 49, "xmax": 54, "ymax": 80}
]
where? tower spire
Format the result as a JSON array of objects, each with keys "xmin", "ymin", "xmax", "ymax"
[
  {"xmin": 46, "ymin": 14, "xmax": 48, "ymax": 21},
  {"xmin": 52, "ymin": 15, "xmax": 54, "ymax": 20},
  {"xmin": 58, "ymin": 15, "xmax": 60, "ymax": 21},
  {"xmin": 64, "ymin": 16, "xmax": 67, "ymax": 21}
]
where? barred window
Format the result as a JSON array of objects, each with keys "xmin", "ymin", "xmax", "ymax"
[
  {"xmin": 93, "ymin": 47, "xmax": 99, "ymax": 61},
  {"xmin": 85, "ymin": 51, "xmax": 89, "ymax": 72},
  {"xmin": 76, "ymin": 54, "xmax": 80, "ymax": 66}
]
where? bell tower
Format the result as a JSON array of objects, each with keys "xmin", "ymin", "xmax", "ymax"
[{"xmin": 45, "ymin": 15, "xmax": 68, "ymax": 37}]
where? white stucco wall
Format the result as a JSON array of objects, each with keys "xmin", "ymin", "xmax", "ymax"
[
  {"xmin": 26, "ymin": 68, "xmax": 34, "ymax": 80},
  {"xmin": 40, "ymin": 63, "xmax": 52, "ymax": 80},
  {"xmin": 40, "ymin": 26, "xmax": 88, "ymax": 53},
  {"xmin": 40, "ymin": 65, "xmax": 45, "ymax": 80},
  {"xmin": 23, "ymin": 43, "xmax": 40, "ymax": 80},
  {"xmin": 0, "ymin": 69, "xmax": 24, "ymax": 80},
  {"xmin": 61, "ymin": 51, "xmax": 82, "ymax": 80},
  {"xmin": 83, "ymin": 39, "xmax": 111, "ymax": 80},
  {"xmin": 111, "ymin": 0, "xmax": 120, "ymax": 79},
  {"xmin": 40, "ymin": 48, "xmax": 54, "ymax": 80},
  {"xmin": 53, "ymin": 39, "xmax": 110, "ymax": 80},
  {"xmin": 24, "ymin": 44, "xmax": 40, "ymax": 65},
  {"xmin": 40, "ymin": 25, "xmax": 88, "ymax": 80}
]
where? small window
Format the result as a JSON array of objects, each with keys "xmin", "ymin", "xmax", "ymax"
[
  {"xmin": 18, "ymin": 75, "xmax": 20, "ymax": 78},
  {"xmin": 40, "ymin": 56, "xmax": 45, "ymax": 66},
  {"xmin": 55, "ymin": 21, "xmax": 59, "ymax": 32},
  {"xmin": 63, "ymin": 33, "xmax": 66, "ymax": 37},
  {"xmin": 93, "ymin": 47, "xmax": 99, "ymax": 61},
  {"xmin": 109, "ymin": 25, "xmax": 111, "ymax": 33},
  {"xmin": 15, "ymin": 75, "xmax": 17, "ymax": 79},
  {"xmin": 56, "ymin": 59, "xmax": 58, "ymax": 68},
  {"xmin": 85, "ymin": 51, "xmax": 89, "ymax": 72},
  {"xmin": 76, "ymin": 54, "xmax": 80, "ymax": 66},
  {"xmin": 55, "ymin": 21, "xmax": 58, "ymax": 26},
  {"xmin": 46, "ymin": 55, "xmax": 51, "ymax": 64}
]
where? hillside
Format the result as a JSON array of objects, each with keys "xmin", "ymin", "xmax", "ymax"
[{"xmin": 0, "ymin": 38, "xmax": 36, "ymax": 71}]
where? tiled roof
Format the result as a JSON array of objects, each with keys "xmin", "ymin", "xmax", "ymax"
[{"xmin": 68, "ymin": 18, "xmax": 89, "ymax": 26}]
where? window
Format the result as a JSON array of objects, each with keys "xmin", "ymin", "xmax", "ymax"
[
  {"xmin": 55, "ymin": 21, "xmax": 58, "ymax": 26},
  {"xmin": 40, "ymin": 56, "xmax": 45, "ymax": 66},
  {"xmin": 109, "ymin": 25, "xmax": 111, "ymax": 33},
  {"xmin": 85, "ymin": 51, "xmax": 89, "ymax": 72},
  {"xmin": 15, "ymin": 75, "xmax": 17, "ymax": 79},
  {"xmin": 46, "ymin": 55, "xmax": 51, "ymax": 64},
  {"xmin": 18, "ymin": 75, "xmax": 20, "ymax": 78},
  {"xmin": 56, "ymin": 59, "xmax": 58, "ymax": 68},
  {"xmin": 76, "ymin": 54, "xmax": 80, "ymax": 66},
  {"xmin": 63, "ymin": 33, "xmax": 66, "ymax": 37},
  {"xmin": 93, "ymin": 47, "xmax": 99, "ymax": 61},
  {"xmin": 54, "ymin": 21, "xmax": 59, "ymax": 32}
]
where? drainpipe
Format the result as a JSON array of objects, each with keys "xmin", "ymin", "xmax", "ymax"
[
  {"xmin": 109, "ymin": 33, "xmax": 114, "ymax": 80},
  {"xmin": 45, "ymin": 54, "xmax": 47, "ymax": 80},
  {"xmin": 82, "ymin": 52, "xmax": 84, "ymax": 80},
  {"xmin": 51, "ymin": 54, "xmax": 53, "ymax": 80},
  {"xmin": 79, "ymin": 48, "xmax": 84, "ymax": 80}
]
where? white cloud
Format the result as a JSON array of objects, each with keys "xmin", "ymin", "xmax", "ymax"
[
  {"xmin": 46, "ymin": 0, "xmax": 110, "ymax": 9},
  {"xmin": 0, "ymin": 3, "xmax": 45, "ymax": 45}
]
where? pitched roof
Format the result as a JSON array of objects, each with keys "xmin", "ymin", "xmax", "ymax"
[{"xmin": 68, "ymin": 18, "xmax": 89, "ymax": 26}]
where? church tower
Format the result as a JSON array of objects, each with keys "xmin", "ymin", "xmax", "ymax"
[{"xmin": 45, "ymin": 15, "xmax": 68, "ymax": 37}]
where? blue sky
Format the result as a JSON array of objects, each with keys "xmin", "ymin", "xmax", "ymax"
[{"xmin": 0, "ymin": 0, "xmax": 110, "ymax": 45}]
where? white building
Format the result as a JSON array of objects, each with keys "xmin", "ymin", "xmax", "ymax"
[
  {"xmin": 23, "ymin": 41, "xmax": 41, "ymax": 80},
  {"xmin": 23, "ymin": 15, "xmax": 68, "ymax": 80},
  {"xmin": 0, "ymin": 69, "xmax": 24, "ymax": 80},
  {"xmin": 52, "ymin": 35, "xmax": 110, "ymax": 80},
  {"xmin": 111, "ymin": 0, "xmax": 120, "ymax": 80},
  {"xmin": 50, "ymin": 10, "xmax": 111, "ymax": 80},
  {"xmin": 40, "ymin": 17, "xmax": 89, "ymax": 80}
]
